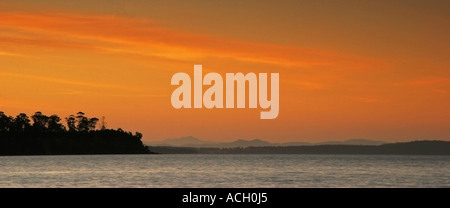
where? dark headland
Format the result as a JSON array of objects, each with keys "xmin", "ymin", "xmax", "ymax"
[{"xmin": 0, "ymin": 111, "xmax": 151, "ymax": 155}]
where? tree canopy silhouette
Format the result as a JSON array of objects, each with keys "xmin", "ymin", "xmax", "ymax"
[{"xmin": 0, "ymin": 111, "xmax": 151, "ymax": 155}]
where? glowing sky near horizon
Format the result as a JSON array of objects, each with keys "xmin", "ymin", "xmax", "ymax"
[{"xmin": 1, "ymin": 0, "xmax": 450, "ymax": 142}]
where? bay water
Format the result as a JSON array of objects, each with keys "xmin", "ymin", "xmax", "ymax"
[{"xmin": 0, "ymin": 154, "xmax": 449, "ymax": 188}]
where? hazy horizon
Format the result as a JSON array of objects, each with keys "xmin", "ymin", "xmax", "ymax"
[
  {"xmin": 1, "ymin": 0, "xmax": 450, "ymax": 143},
  {"xmin": 147, "ymin": 136, "xmax": 446, "ymax": 146}
]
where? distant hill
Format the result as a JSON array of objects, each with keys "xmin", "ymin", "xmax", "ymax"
[
  {"xmin": 153, "ymin": 136, "xmax": 213, "ymax": 147},
  {"xmin": 318, "ymin": 139, "xmax": 386, "ymax": 146},
  {"xmin": 147, "ymin": 137, "xmax": 386, "ymax": 148},
  {"xmin": 219, "ymin": 139, "xmax": 273, "ymax": 147},
  {"xmin": 149, "ymin": 140, "xmax": 450, "ymax": 155}
]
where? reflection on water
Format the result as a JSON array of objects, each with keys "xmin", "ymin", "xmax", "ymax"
[{"xmin": 0, "ymin": 154, "xmax": 449, "ymax": 187}]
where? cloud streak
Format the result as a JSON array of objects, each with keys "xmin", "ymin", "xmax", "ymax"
[
  {"xmin": 397, "ymin": 77, "xmax": 450, "ymax": 87},
  {"xmin": 0, "ymin": 51, "xmax": 22, "ymax": 57},
  {"xmin": 0, "ymin": 11, "xmax": 382, "ymax": 69},
  {"xmin": 0, "ymin": 71, "xmax": 138, "ymax": 91}
]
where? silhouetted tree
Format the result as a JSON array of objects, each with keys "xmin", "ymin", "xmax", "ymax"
[
  {"xmin": 66, "ymin": 115, "xmax": 77, "ymax": 132},
  {"xmin": 32, "ymin": 111, "xmax": 49, "ymax": 132},
  {"xmin": 100, "ymin": 116, "xmax": 107, "ymax": 130},
  {"xmin": 48, "ymin": 114, "xmax": 65, "ymax": 132},
  {"xmin": 135, "ymin": 132, "xmax": 143, "ymax": 140},
  {"xmin": 12, "ymin": 113, "xmax": 31, "ymax": 132},
  {"xmin": 76, "ymin": 112, "xmax": 89, "ymax": 132},
  {"xmin": 0, "ymin": 111, "xmax": 12, "ymax": 132},
  {"xmin": 88, "ymin": 117, "xmax": 99, "ymax": 131}
]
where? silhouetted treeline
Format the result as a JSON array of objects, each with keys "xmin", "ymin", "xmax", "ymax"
[
  {"xmin": 150, "ymin": 140, "xmax": 450, "ymax": 155},
  {"xmin": 0, "ymin": 111, "xmax": 151, "ymax": 155}
]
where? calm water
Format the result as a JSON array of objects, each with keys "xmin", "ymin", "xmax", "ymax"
[{"xmin": 0, "ymin": 154, "xmax": 449, "ymax": 188}]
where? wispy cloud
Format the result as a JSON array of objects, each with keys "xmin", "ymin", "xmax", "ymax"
[
  {"xmin": 396, "ymin": 77, "xmax": 450, "ymax": 87},
  {"xmin": 350, "ymin": 96, "xmax": 388, "ymax": 103},
  {"xmin": 395, "ymin": 77, "xmax": 450, "ymax": 96},
  {"xmin": 0, "ymin": 71, "xmax": 138, "ymax": 91},
  {"xmin": 0, "ymin": 11, "xmax": 382, "ymax": 69},
  {"xmin": 48, "ymin": 90, "xmax": 168, "ymax": 98},
  {"xmin": 285, "ymin": 79, "xmax": 328, "ymax": 90},
  {"xmin": 0, "ymin": 51, "xmax": 23, "ymax": 57}
]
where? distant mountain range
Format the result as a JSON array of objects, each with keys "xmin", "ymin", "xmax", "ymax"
[
  {"xmin": 146, "ymin": 136, "xmax": 387, "ymax": 148},
  {"xmin": 149, "ymin": 140, "xmax": 450, "ymax": 155}
]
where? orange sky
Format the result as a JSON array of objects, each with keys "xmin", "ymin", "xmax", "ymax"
[{"xmin": 1, "ymin": 0, "xmax": 450, "ymax": 143}]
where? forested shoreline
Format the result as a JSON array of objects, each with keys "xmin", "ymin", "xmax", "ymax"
[{"xmin": 0, "ymin": 111, "xmax": 151, "ymax": 155}]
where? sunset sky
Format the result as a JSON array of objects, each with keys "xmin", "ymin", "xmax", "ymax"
[{"xmin": 1, "ymin": 0, "xmax": 449, "ymax": 143}]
